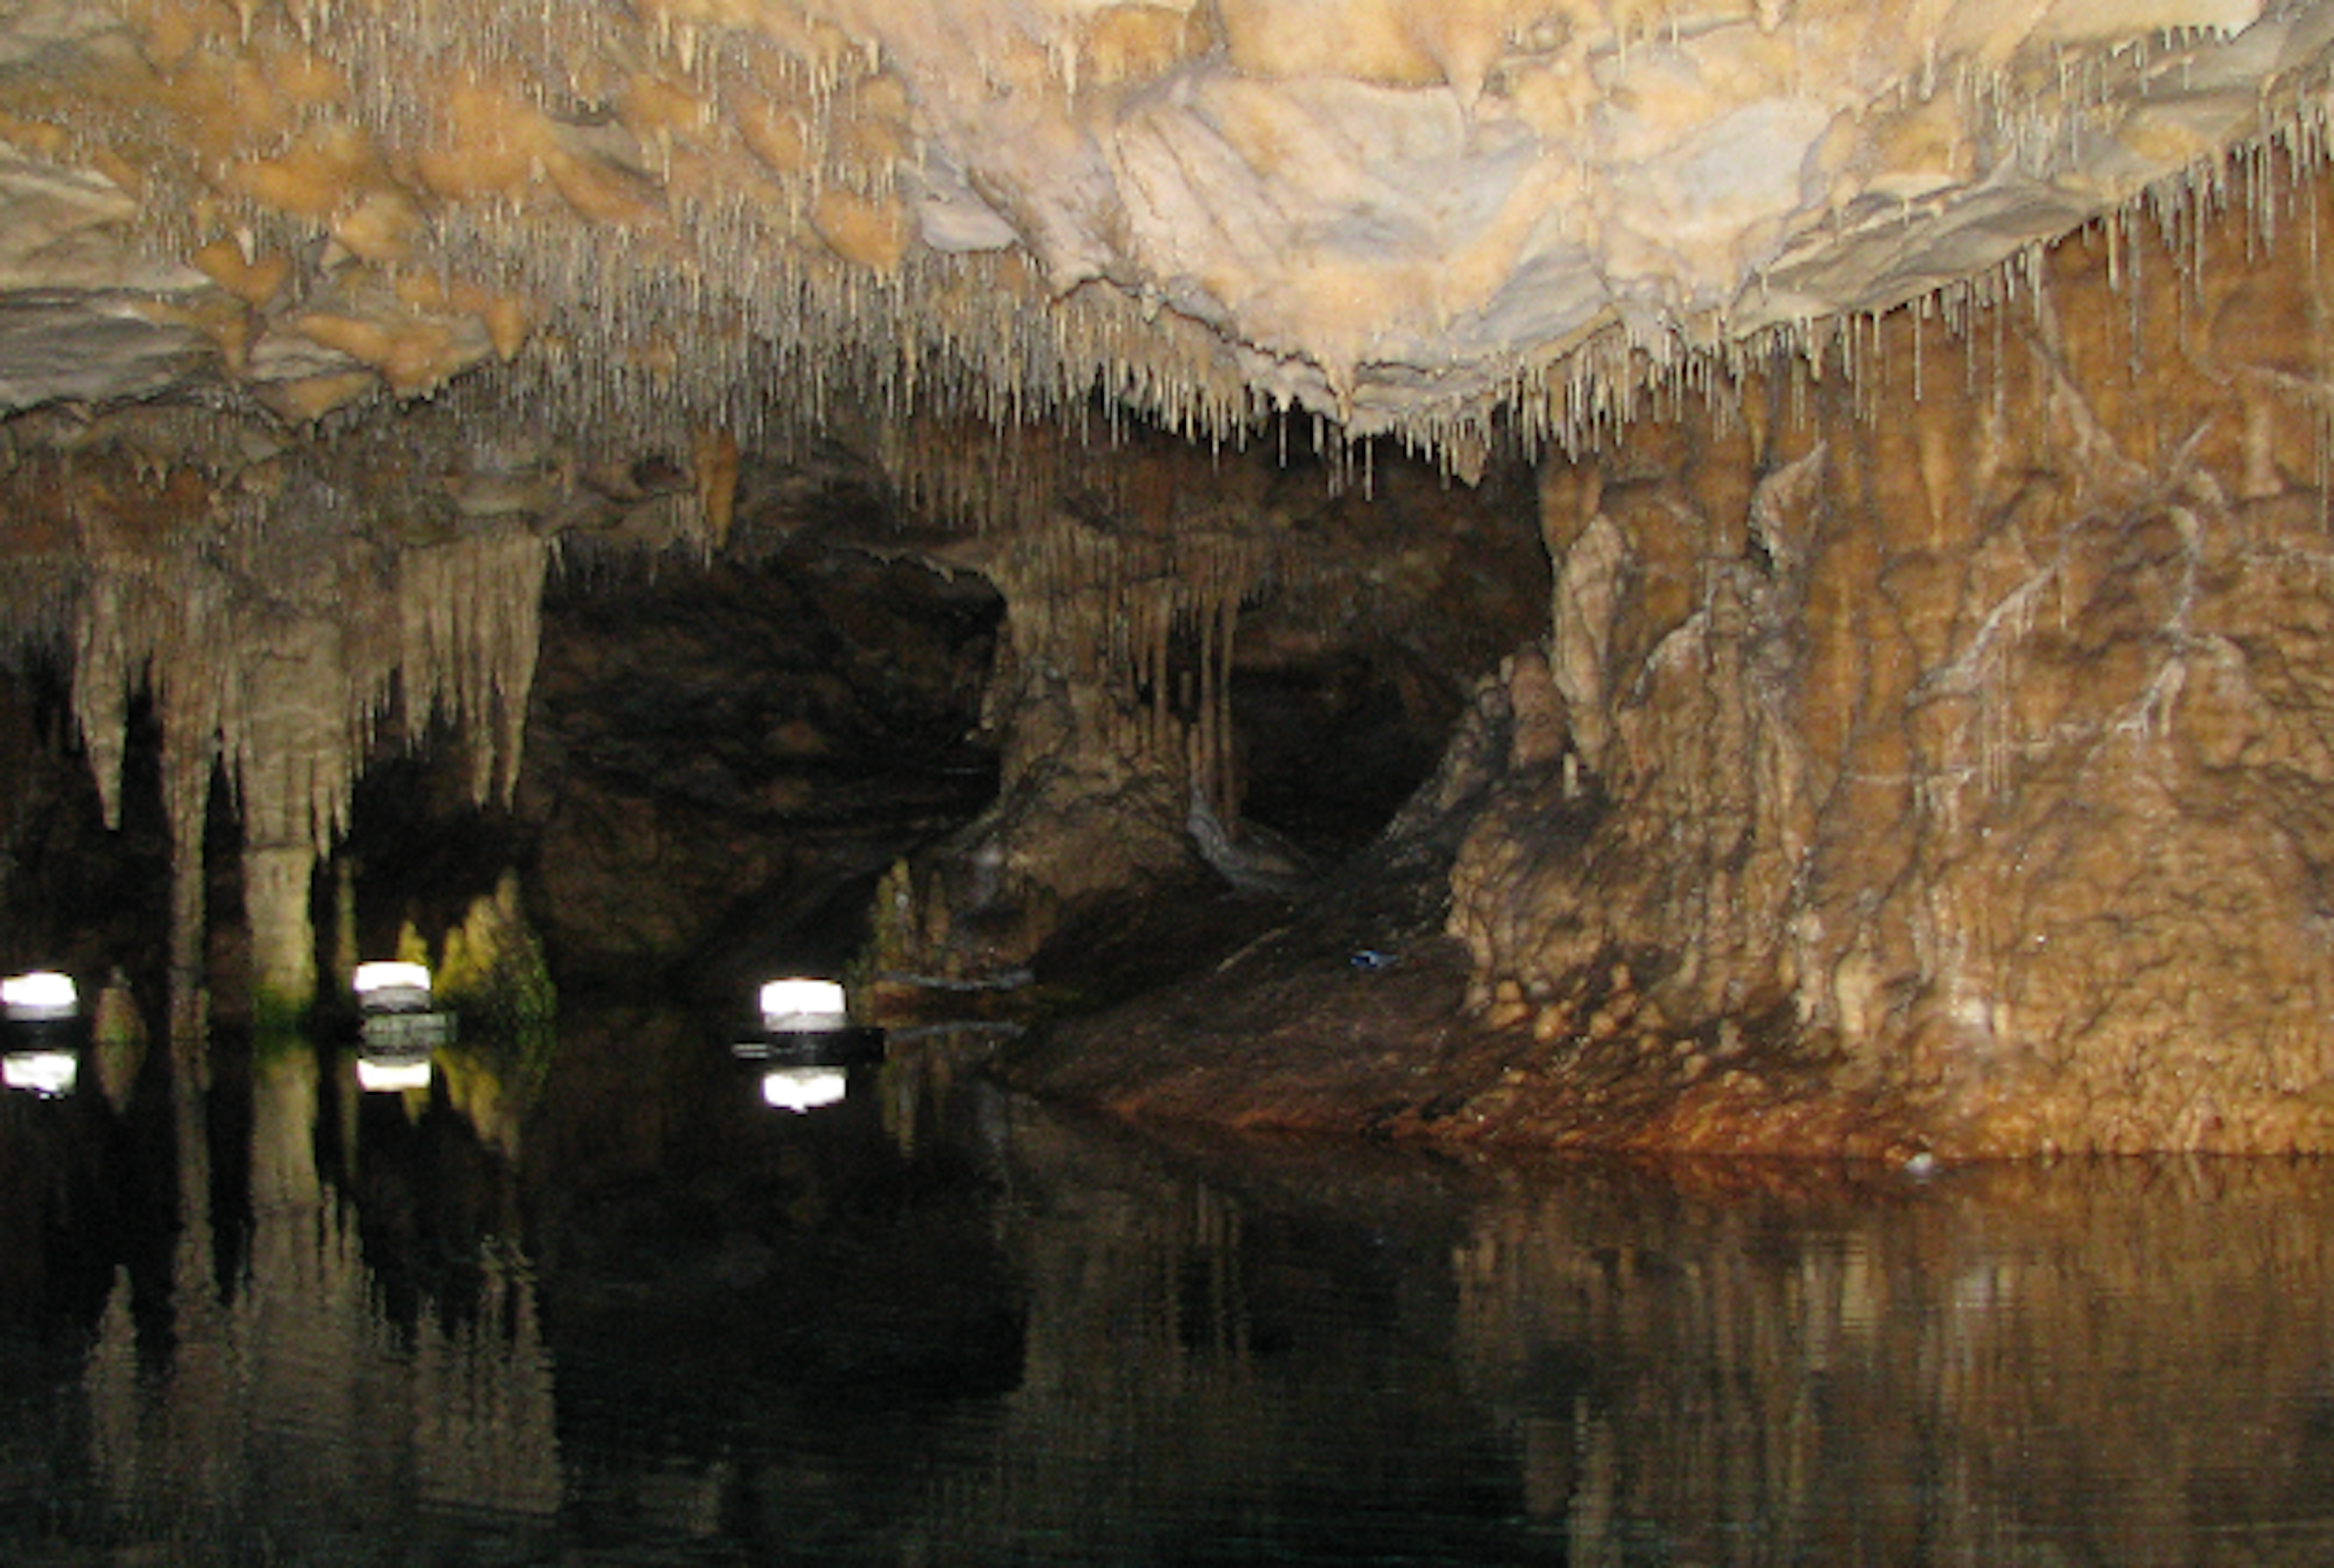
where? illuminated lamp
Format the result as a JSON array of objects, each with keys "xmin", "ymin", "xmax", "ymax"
[
  {"xmin": 733, "ymin": 976, "xmax": 883, "ymax": 1108},
  {"xmin": 353, "ymin": 961, "xmax": 432, "ymax": 1013},
  {"xmin": 354, "ymin": 1055, "xmax": 433, "ymax": 1093},
  {"xmin": 1, "ymin": 970, "xmax": 78, "ymax": 1023},
  {"xmin": 737, "ymin": 975, "xmax": 883, "ymax": 1068},
  {"xmin": 758, "ymin": 978, "xmax": 850, "ymax": 1034}
]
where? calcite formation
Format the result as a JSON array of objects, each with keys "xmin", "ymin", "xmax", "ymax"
[
  {"xmin": 43, "ymin": 412, "xmax": 546, "ymax": 1024},
  {"xmin": 5, "ymin": 0, "xmax": 2334, "ymax": 1154},
  {"xmin": 1013, "ymin": 142, "xmax": 2334, "ymax": 1160},
  {"xmin": 0, "ymin": 0, "xmax": 2322, "ymax": 450},
  {"xmin": 881, "ymin": 437, "xmax": 1278, "ymax": 975},
  {"xmin": 1448, "ymin": 147, "xmax": 2334, "ymax": 1155},
  {"xmin": 868, "ymin": 423, "xmax": 1544, "ymax": 980}
]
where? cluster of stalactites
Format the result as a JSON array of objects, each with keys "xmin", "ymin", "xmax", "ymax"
[
  {"xmin": 1, "ymin": 0, "xmax": 1260, "ymax": 460},
  {"xmin": 68, "ymin": 511, "xmax": 548, "ymax": 865},
  {"xmin": 1521, "ymin": 115, "xmax": 2334, "ymax": 471},
  {"xmin": 870, "ymin": 413, "xmax": 1267, "ymax": 534},
  {"xmin": 7, "ymin": 0, "xmax": 2324, "ymax": 478},
  {"xmin": 296, "ymin": 7, "xmax": 2334, "ymax": 452},
  {"xmin": 982, "ymin": 503, "xmax": 1273, "ymax": 817},
  {"xmin": 396, "ymin": 531, "xmax": 546, "ymax": 806}
]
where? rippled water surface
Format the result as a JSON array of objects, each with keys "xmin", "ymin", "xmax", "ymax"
[{"xmin": 4, "ymin": 1009, "xmax": 2333, "ymax": 1565}]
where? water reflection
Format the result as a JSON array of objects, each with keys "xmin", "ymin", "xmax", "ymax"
[
  {"xmin": 2, "ymin": 1003, "xmax": 2334, "ymax": 1563},
  {"xmin": 0, "ymin": 1009, "xmax": 559, "ymax": 1564}
]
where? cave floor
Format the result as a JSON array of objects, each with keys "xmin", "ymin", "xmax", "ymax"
[{"xmin": 999, "ymin": 862, "xmax": 1935, "ymax": 1165}]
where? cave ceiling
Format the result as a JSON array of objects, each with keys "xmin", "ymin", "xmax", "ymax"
[{"xmin": 0, "ymin": 0, "xmax": 2322, "ymax": 477}]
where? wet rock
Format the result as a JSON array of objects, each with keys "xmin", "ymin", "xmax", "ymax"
[{"xmin": 1445, "ymin": 166, "xmax": 2334, "ymax": 1156}]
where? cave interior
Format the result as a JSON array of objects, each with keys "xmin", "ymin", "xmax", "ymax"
[{"xmin": 8, "ymin": 0, "xmax": 2334, "ymax": 1156}]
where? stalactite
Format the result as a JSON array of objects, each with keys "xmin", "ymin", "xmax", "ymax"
[
  {"xmin": 396, "ymin": 529, "xmax": 549, "ymax": 807},
  {"xmin": 983, "ymin": 514, "xmax": 1273, "ymax": 797},
  {"xmin": 872, "ymin": 412, "xmax": 1292, "ymax": 975},
  {"xmin": 58, "ymin": 441, "xmax": 553, "ymax": 1019},
  {"xmin": 22, "ymin": 0, "xmax": 2314, "ymax": 473}
]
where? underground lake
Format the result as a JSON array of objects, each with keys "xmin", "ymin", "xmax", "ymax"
[
  {"xmin": 1, "ymin": 995, "xmax": 2332, "ymax": 1566},
  {"xmin": 18, "ymin": 4, "xmax": 2334, "ymax": 1556}
]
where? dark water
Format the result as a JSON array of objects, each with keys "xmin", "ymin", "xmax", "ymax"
[{"xmin": 4, "ymin": 1011, "xmax": 2334, "ymax": 1566}]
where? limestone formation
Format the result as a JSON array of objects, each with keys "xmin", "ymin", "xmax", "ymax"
[
  {"xmin": 1450, "ymin": 147, "xmax": 2334, "ymax": 1154},
  {"xmin": 9, "ymin": 1, "xmax": 2334, "ymax": 1154},
  {"xmin": 0, "ymin": 0, "xmax": 2323, "ymax": 449},
  {"xmin": 53, "ymin": 420, "xmax": 548, "ymax": 1025},
  {"xmin": 876, "ymin": 453, "xmax": 1284, "ymax": 976}
]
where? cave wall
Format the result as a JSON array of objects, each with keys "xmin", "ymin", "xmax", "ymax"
[
  {"xmin": 506, "ymin": 543, "xmax": 1003, "ymax": 997},
  {"xmin": 870, "ymin": 428, "xmax": 1550, "ymax": 982},
  {"xmin": 18, "ymin": 122, "xmax": 2334, "ymax": 1159},
  {"xmin": 0, "ymin": 399, "xmax": 1546, "ymax": 1036},
  {"xmin": 1454, "ymin": 153, "xmax": 2334, "ymax": 1154}
]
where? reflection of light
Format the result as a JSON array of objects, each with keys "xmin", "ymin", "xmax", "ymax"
[
  {"xmin": 759, "ymin": 977, "xmax": 849, "ymax": 1033},
  {"xmin": 2, "ymin": 1050, "xmax": 78, "ymax": 1096},
  {"xmin": 356, "ymin": 1056, "xmax": 433, "ymax": 1093},
  {"xmin": 353, "ymin": 961, "xmax": 432, "ymax": 1012},
  {"xmin": 762, "ymin": 1066, "xmax": 848, "ymax": 1113},
  {"xmin": 1, "ymin": 971, "xmax": 77, "ymax": 1022}
]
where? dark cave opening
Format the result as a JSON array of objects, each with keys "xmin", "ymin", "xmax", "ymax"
[{"xmin": 4, "ymin": 433, "xmax": 1546, "ymax": 1040}]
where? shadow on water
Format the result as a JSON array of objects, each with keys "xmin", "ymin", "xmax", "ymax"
[{"xmin": 3, "ymin": 994, "xmax": 2334, "ymax": 1564}]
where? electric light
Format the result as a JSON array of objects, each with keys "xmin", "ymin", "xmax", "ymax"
[
  {"xmin": 353, "ymin": 961, "xmax": 433, "ymax": 1013},
  {"xmin": 737, "ymin": 977, "xmax": 883, "ymax": 1107},
  {"xmin": 356, "ymin": 1056, "xmax": 433, "ymax": 1093},
  {"xmin": 1, "ymin": 971, "xmax": 78, "ymax": 1022},
  {"xmin": 759, "ymin": 977, "xmax": 850, "ymax": 1034}
]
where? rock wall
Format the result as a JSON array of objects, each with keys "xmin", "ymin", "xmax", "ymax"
[
  {"xmin": 1453, "ymin": 151, "xmax": 2334, "ymax": 1155},
  {"xmin": 873, "ymin": 429, "xmax": 1549, "ymax": 983},
  {"xmin": 506, "ymin": 542, "xmax": 1001, "ymax": 995}
]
